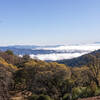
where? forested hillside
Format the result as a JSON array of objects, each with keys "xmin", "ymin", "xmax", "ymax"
[
  {"xmin": 58, "ymin": 49, "xmax": 100, "ymax": 67},
  {"xmin": 0, "ymin": 50, "xmax": 100, "ymax": 100}
]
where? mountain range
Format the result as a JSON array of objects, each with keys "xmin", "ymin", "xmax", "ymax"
[
  {"xmin": 0, "ymin": 43, "xmax": 100, "ymax": 100},
  {"xmin": 58, "ymin": 49, "xmax": 100, "ymax": 67},
  {"xmin": 0, "ymin": 43, "xmax": 100, "ymax": 61}
]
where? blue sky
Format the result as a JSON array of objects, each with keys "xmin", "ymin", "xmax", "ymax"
[{"xmin": 0, "ymin": 0, "xmax": 100, "ymax": 45}]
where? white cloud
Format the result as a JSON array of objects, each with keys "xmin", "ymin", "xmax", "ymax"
[
  {"xmin": 40, "ymin": 44, "xmax": 100, "ymax": 51},
  {"xmin": 18, "ymin": 43, "xmax": 100, "ymax": 61},
  {"xmin": 30, "ymin": 52, "xmax": 88, "ymax": 61},
  {"xmin": 30, "ymin": 44, "xmax": 100, "ymax": 61}
]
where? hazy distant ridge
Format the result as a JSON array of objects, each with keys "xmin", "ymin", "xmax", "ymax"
[{"xmin": 0, "ymin": 43, "xmax": 100, "ymax": 61}]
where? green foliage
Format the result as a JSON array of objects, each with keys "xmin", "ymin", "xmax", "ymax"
[
  {"xmin": 58, "ymin": 49, "xmax": 100, "ymax": 67},
  {"xmin": 0, "ymin": 56, "xmax": 16, "ymax": 100},
  {"xmin": 63, "ymin": 93, "xmax": 71, "ymax": 100},
  {"xmin": 81, "ymin": 87, "xmax": 93, "ymax": 98},
  {"xmin": 71, "ymin": 66, "xmax": 91, "ymax": 87},
  {"xmin": 37, "ymin": 94, "xmax": 51, "ymax": 100},
  {"xmin": 5, "ymin": 50, "xmax": 14, "ymax": 55},
  {"xmin": 58, "ymin": 54, "xmax": 95, "ymax": 67},
  {"xmin": 72, "ymin": 87, "xmax": 83, "ymax": 100},
  {"xmin": 94, "ymin": 87, "xmax": 100, "ymax": 96},
  {"xmin": 13, "ymin": 59, "xmax": 71, "ymax": 100},
  {"xmin": 28, "ymin": 94, "xmax": 39, "ymax": 100},
  {"xmin": 0, "ymin": 50, "xmax": 100, "ymax": 100},
  {"xmin": 71, "ymin": 86, "xmax": 99, "ymax": 100},
  {"xmin": 23, "ymin": 55, "xmax": 30, "ymax": 62}
]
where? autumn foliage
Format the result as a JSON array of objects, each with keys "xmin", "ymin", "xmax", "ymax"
[{"xmin": 0, "ymin": 50, "xmax": 100, "ymax": 100}]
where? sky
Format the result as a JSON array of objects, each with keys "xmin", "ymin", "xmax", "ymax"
[{"xmin": 0, "ymin": 0, "xmax": 100, "ymax": 46}]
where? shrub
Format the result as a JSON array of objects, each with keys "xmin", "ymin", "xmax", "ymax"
[
  {"xmin": 5, "ymin": 50, "xmax": 14, "ymax": 55},
  {"xmin": 63, "ymin": 93, "xmax": 71, "ymax": 100},
  {"xmin": 72, "ymin": 87, "xmax": 94, "ymax": 99},
  {"xmin": 72, "ymin": 87, "xmax": 82, "ymax": 100},
  {"xmin": 28, "ymin": 94, "xmax": 38, "ymax": 100},
  {"xmin": 94, "ymin": 87, "xmax": 100, "ymax": 96},
  {"xmin": 37, "ymin": 94, "xmax": 51, "ymax": 100},
  {"xmin": 80, "ymin": 87, "xmax": 93, "ymax": 98}
]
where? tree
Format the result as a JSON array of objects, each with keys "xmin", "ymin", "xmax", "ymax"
[
  {"xmin": 37, "ymin": 94, "xmax": 51, "ymax": 100},
  {"xmin": 88, "ymin": 57, "xmax": 100, "ymax": 86},
  {"xmin": 14, "ymin": 60, "xmax": 71, "ymax": 100},
  {"xmin": 5, "ymin": 50, "xmax": 14, "ymax": 55},
  {"xmin": 28, "ymin": 94, "xmax": 38, "ymax": 100}
]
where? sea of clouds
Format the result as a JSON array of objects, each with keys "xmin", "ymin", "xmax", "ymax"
[{"xmin": 29, "ymin": 43, "xmax": 100, "ymax": 61}]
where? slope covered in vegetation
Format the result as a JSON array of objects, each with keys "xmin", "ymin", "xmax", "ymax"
[
  {"xmin": 58, "ymin": 49, "xmax": 100, "ymax": 67},
  {"xmin": 0, "ymin": 56, "xmax": 17, "ymax": 100},
  {"xmin": 0, "ymin": 50, "xmax": 100, "ymax": 100}
]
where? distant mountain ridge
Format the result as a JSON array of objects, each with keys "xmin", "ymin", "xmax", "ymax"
[
  {"xmin": 0, "ymin": 45, "xmax": 62, "ymax": 49},
  {"xmin": 0, "ymin": 43, "xmax": 100, "ymax": 61},
  {"xmin": 57, "ymin": 49, "xmax": 100, "ymax": 67}
]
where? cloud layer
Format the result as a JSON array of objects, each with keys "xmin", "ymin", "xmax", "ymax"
[
  {"xmin": 29, "ymin": 43, "xmax": 100, "ymax": 61},
  {"xmin": 30, "ymin": 52, "xmax": 87, "ymax": 61}
]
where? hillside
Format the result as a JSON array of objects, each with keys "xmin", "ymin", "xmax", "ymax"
[
  {"xmin": 0, "ymin": 57, "xmax": 17, "ymax": 100},
  {"xmin": 0, "ymin": 50, "xmax": 100, "ymax": 100},
  {"xmin": 57, "ymin": 49, "xmax": 100, "ymax": 67}
]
